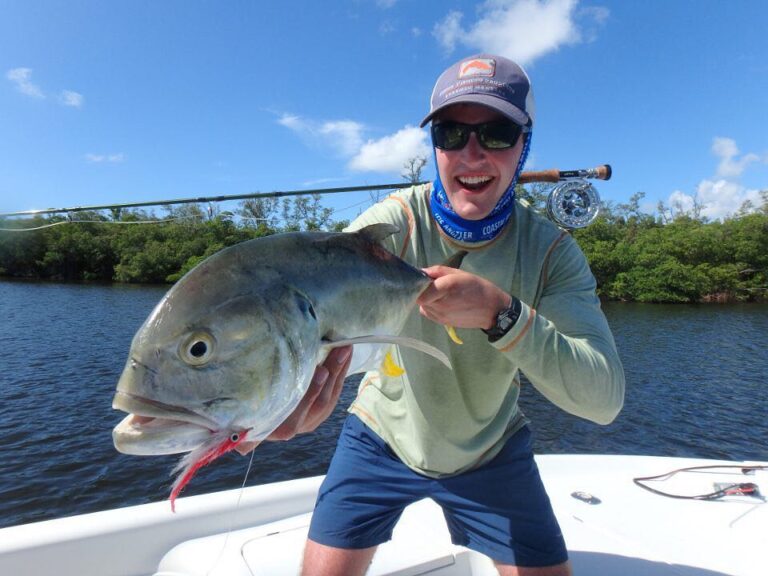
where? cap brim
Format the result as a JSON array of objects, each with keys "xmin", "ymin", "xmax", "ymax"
[{"xmin": 420, "ymin": 94, "xmax": 530, "ymax": 128}]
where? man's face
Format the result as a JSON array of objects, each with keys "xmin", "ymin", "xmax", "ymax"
[{"xmin": 434, "ymin": 104, "xmax": 524, "ymax": 221}]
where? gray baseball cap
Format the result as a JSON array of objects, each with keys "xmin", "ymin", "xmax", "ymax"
[{"xmin": 420, "ymin": 54, "xmax": 535, "ymax": 128}]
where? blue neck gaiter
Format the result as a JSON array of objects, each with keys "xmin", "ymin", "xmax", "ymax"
[{"xmin": 430, "ymin": 132, "xmax": 531, "ymax": 243}]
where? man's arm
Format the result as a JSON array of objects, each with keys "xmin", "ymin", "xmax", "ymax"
[{"xmin": 416, "ymin": 237, "xmax": 624, "ymax": 425}]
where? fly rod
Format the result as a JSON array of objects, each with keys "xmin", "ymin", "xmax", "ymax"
[
  {"xmin": 1, "ymin": 164, "xmax": 611, "ymax": 229},
  {"xmin": 518, "ymin": 164, "xmax": 611, "ymax": 184},
  {"xmin": 0, "ymin": 183, "xmax": 419, "ymax": 218}
]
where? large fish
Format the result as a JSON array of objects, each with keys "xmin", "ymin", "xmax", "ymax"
[{"xmin": 112, "ymin": 223, "xmax": 453, "ymax": 509}]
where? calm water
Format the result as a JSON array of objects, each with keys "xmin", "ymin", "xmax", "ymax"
[{"xmin": 1, "ymin": 280, "xmax": 766, "ymax": 529}]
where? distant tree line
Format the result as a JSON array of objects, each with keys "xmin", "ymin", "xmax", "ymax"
[
  {"xmin": 2, "ymin": 187, "xmax": 767, "ymax": 303},
  {"xmin": 0, "ymin": 194, "xmax": 346, "ymax": 284},
  {"xmin": 520, "ymin": 185, "xmax": 768, "ymax": 303}
]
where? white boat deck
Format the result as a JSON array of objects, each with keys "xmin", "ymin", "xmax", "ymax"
[{"xmin": 1, "ymin": 455, "xmax": 765, "ymax": 576}]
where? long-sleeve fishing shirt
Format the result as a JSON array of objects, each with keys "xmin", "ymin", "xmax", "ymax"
[{"xmin": 345, "ymin": 184, "xmax": 625, "ymax": 478}]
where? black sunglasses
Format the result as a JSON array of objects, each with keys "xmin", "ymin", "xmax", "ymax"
[{"xmin": 431, "ymin": 120, "xmax": 525, "ymax": 151}]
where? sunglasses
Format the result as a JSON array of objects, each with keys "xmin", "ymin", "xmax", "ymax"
[{"xmin": 431, "ymin": 120, "xmax": 525, "ymax": 151}]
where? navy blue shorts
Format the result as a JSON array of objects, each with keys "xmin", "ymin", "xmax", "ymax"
[{"xmin": 308, "ymin": 415, "xmax": 568, "ymax": 567}]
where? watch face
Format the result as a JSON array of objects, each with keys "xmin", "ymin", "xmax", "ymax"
[
  {"xmin": 499, "ymin": 313, "xmax": 515, "ymax": 331},
  {"xmin": 483, "ymin": 297, "xmax": 522, "ymax": 341},
  {"xmin": 497, "ymin": 301, "xmax": 521, "ymax": 332}
]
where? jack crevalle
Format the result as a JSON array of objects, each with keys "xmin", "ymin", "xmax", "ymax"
[{"xmin": 112, "ymin": 223, "xmax": 454, "ymax": 509}]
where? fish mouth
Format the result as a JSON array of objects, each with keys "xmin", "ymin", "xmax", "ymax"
[
  {"xmin": 112, "ymin": 391, "xmax": 221, "ymax": 430},
  {"xmin": 112, "ymin": 392, "xmax": 222, "ymax": 455}
]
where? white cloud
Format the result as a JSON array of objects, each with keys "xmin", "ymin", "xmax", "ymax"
[
  {"xmin": 349, "ymin": 125, "xmax": 431, "ymax": 173},
  {"xmin": 6, "ymin": 67, "xmax": 45, "ymax": 99},
  {"xmin": 581, "ymin": 5, "xmax": 609, "ymax": 24},
  {"xmin": 663, "ymin": 137, "xmax": 766, "ymax": 220},
  {"xmin": 697, "ymin": 179, "xmax": 763, "ymax": 218},
  {"xmin": 302, "ymin": 176, "xmax": 351, "ymax": 187},
  {"xmin": 712, "ymin": 136, "xmax": 760, "ymax": 178},
  {"xmin": 7, "ymin": 68, "xmax": 85, "ymax": 108},
  {"xmin": 277, "ymin": 113, "xmax": 299, "ymax": 128},
  {"xmin": 278, "ymin": 112, "xmax": 431, "ymax": 176},
  {"xmin": 379, "ymin": 20, "xmax": 396, "ymax": 35},
  {"xmin": 278, "ymin": 113, "xmax": 365, "ymax": 158},
  {"xmin": 59, "ymin": 90, "xmax": 84, "ymax": 108},
  {"xmin": 666, "ymin": 189, "xmax": 696, "ymax": 215},
  {"xmin": 85, "ymin": 153, "xmax": 125, "ymax": 164},
  {"xmin": 318, "ymin": 120, "xmax": 366, "ymax": 156},
  {"xmin": 433, "ymin": 11, "xmax": 464, "ymax": 54},
  {"xmin": 577, "ymin": 5, "xmax": 610, "ymax": 42},
  {"xmin": 667, "ymin": 180, "xmax": 763, "ymax": 221},
  {"xmin": 433, "ymin": 0, "xmax": 605, "ymax": 66}
]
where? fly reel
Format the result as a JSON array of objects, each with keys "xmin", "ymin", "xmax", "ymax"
[
  {"xmin": 519, "ymin": 164, "xmax": 610, "ymax": 230},
  {"xmin": 546, "ymin": 179, "xmax": 601, "ymax": 229}
]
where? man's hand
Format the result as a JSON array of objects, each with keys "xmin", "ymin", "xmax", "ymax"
[
  {"xmin": 417, "ymin": 266, "xmax": 510, "ymax": 330},
  {"xmin": 235, "ymin": 345, "xmax": 353, "ymax": 455}
]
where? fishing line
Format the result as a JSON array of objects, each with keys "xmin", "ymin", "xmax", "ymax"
[
  {"xmin": 205, "ymin": 447, "xmax": 258, "ymax": 576},
  {"xmin": 332, "ymin": 196, "xmax": 380, "ymax": 216},
  {"xmin": 238, "ymin": 447, "xmax": 258, "ymax": 504},
  {"xmin": 0, "ymin": 218, "xmax": 182, "ymax": 232},
  {"xmin": 0, "ymin": 213, "xmax": 318, "ymax": 233}
]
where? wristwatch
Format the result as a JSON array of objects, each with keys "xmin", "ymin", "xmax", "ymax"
[{"xmin": 482, "ymin": 296, "xmax": 522, "ymax": 343}]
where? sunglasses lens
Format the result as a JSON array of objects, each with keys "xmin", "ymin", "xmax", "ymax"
[
  {"xmin": 432, "ymin": 123, "xmax": 468, "ymax": 150},
  {"xmin": 479, "ymin": 122, "xmax": 522, "ymax": 149},
  {"xmin": 432, "ymin": 121, "xmax": 523, "ymax": 150}
]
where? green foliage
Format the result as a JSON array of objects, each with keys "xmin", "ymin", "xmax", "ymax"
[
  {"xmin": 516, "ymin": 182, "xmax": 549, "ymax": 212},
  {"xmin": 0, "ymin": 195, "xmax": 345, "ymax": 284},
  {"xmin": 280, "ymin": 194, "xmax": 335, "ymax": 232},
  {"xmin": 571, "ymin": 189, "xmax": 768, "ymax": 302},
  {"xmin": 1, "ymin": 191, "xmax": 766, "ymax": 302}
]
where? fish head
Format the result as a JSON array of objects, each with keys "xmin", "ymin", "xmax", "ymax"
[{"xmin": 112, "ymin": 277, "xmax": 321, "ymax": 456}]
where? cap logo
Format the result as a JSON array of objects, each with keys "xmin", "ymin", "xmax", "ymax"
[{"xmin": 458, "ymin": 58, "xmax": 495, "ymax": 79}]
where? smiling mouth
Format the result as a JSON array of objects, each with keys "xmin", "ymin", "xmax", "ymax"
[{"xmin": 456, "ymin": 175, "xmax": 494, "ymax": 191}]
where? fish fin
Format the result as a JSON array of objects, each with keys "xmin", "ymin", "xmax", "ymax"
[
  {"xmin": 444, "ymin": 325, "xmax": 464, "ymax": 345},
  {"xmin": 381, "ymin": 350, "xmax": 405, "ymax": 376},
  {"xmin": 441, "ymin": 250, "xmax": 468, "ymax": 269},
  {"xmin": 324, "ymin": 335, "xmax": 451, "ymax": 370},
  {"xmin": 355, "ymin": 223, "xmax": 400, "ymax": 243}
]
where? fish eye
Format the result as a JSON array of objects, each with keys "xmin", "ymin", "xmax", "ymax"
[
  {"xmin": 180, "ymin": 331, "xmax": 216, "ymax": 366},
  {"xmin": 190, "ymin": 341, "xmax": 207, "ymax": 357}
]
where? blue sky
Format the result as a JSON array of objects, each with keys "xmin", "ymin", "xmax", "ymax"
[{"xmin": 2, "ymin": 0, "xmax": 766, "ymax": 221}]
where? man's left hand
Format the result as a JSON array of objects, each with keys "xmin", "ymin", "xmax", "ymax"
[{"xmin": 417, "ymin": 266, "xmax": 510, "ymax": 330}]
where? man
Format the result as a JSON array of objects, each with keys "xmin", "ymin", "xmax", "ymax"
[{"xmin": 249, "ymin": 54, "xmax": 625, "ymax": 575}]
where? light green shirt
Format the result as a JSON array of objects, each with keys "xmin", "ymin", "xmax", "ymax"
[{"xmin": 346, "ymin": 184, "xmax": 625, "ymax": 477}]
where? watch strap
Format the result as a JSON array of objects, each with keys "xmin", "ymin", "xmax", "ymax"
[{"xmin": 482, "ymin": 296, "xmax": 523, "ymax": 343}]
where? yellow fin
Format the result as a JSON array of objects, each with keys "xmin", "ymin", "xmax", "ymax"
[
  {"xmin": 445, "ymin": 325, "xmax": 463, "ymax": 345},
  {"xmin": 382, "ymin": 351, "xmax": 405, "ymax": 377}
]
